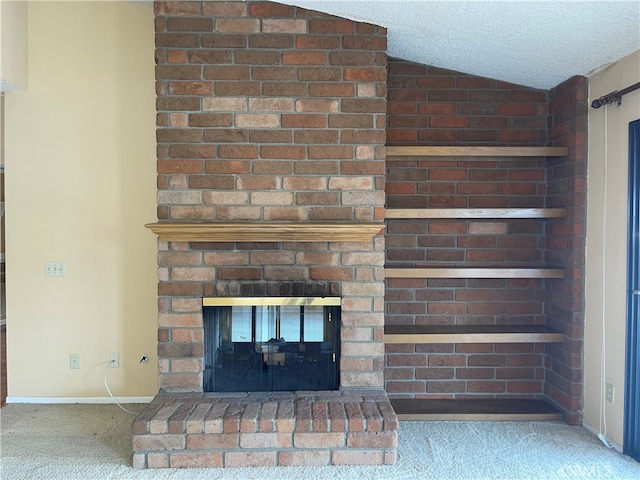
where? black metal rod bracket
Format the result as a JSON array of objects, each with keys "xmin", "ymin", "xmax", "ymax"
[{"xmin": 592, "ymin": 82, "xmax": 640, "ymax": 109}]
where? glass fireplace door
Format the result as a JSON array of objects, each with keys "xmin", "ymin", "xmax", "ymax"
[{"xmin": 203, "ymin": 297, "xmax": 340, "ymax": 392}]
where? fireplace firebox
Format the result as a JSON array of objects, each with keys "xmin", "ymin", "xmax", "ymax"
[{"xmin": 203, "ymin": 297, "xmax": 340, "ymax": 392}]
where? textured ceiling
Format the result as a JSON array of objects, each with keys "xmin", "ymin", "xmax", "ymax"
[{"xmin": 280, "ymin": 0, "xmax": 640, "ymax": 89}]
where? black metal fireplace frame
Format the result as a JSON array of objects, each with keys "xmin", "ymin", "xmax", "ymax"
[{"xmin": 202, "ymin": 297, "xmax": 341, "ymax": 392}]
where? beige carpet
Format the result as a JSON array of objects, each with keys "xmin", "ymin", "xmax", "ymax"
[{"xmin": 1, "ymin": 403, "xmax": 639, "ymax": 479}]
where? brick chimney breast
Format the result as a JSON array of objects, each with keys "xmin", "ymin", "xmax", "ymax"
[
  {"xmin": 154, "ymin": 0, "xmax": 388, "ymax": 391},
  {"xmin": 135, "ymin": 2, "xmax": 396, "ymax": 469}
]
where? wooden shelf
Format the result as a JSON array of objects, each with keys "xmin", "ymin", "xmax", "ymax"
[
  {"xmin": 385, "ymin": 208, "xmax": 567, "ymax": 219},
  {"xmin": 386, "ymin": 146, "xmax": 569, "ymax": 158},
  {"xmin": 390, "ymin": 398, "xmax": 563, "ymax": 421},
  {"xmin": 385, "ymin": 268, "xmax": 565, "ymax": 279},
  {"xmin": 145, "ymin": 222, "xmax": 384, "ymax": 243},
  {"xmin": 384, "ymin": 325, "xmax": 564, "ymax": 344}
]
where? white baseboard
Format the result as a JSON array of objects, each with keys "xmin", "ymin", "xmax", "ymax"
[
  {"xmin": 582, "ymin": 421, "xmax": 624, "ymax": 453},
  {"xmin": 6, "ymin": 396, "xmax": 154, "ymax": 404}
]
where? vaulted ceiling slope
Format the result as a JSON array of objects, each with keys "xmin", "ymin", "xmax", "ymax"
[{"xmin": 281, "ymin": 0, "xmax": 640, "ymax": 89}]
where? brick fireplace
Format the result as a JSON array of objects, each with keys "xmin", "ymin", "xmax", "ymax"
[{"xmin": 132, "ymin": 1, "xmax": 398, "ymax": 468}]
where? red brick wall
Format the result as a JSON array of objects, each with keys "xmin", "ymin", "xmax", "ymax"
[
  {"xmin": 385, "ymin": 60, "xmax": 551, "ymax": 399},
  {"xmin": 544, "ymin": 76, "xmax": 588, "ymax": 424},
  {"xmin": 386, "ymin": 59, "xmax": 548, "ymax": 146},
  {"xmin": 152, "ymin": 3, "xmax": 586, "ymax": 422},
  {"xmin": 384, "ymin": 61, "xmax": 587, "ymax": 422},
  {"xmin": 386, "ymin": 341, "xmax": 546, "ymax": 397},
  {"xmin": 154, "ymin": 1, "xmax": 387, "ymax": 391}
]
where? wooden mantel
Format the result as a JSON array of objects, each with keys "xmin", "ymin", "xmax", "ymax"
[{"xmin": 145, "ymin": 222, "xmax": 385, "ymax": 243}]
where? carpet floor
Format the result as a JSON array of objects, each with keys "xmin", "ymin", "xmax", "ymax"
[{"xmin": 1, "ymin": 403, "xmax": 639, "ymax": 480}]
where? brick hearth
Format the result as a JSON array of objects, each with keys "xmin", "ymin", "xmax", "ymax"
[{"xmin": 133, "ymin": 390, "xmax": 398, "ymax": 468}]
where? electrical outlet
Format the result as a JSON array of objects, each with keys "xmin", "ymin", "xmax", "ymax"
[
  {"xmin": 606, "ymin": 383, "xmax": 614, "ymax": 403},
  {"xmin": 70, "ymin": 354, "xmax": 80, "ymax": 369},
  {"xmin": 109, "ymin": 352, "xmax": 120, "ymax": 368},
  {"xmin": 45, "ymin": 261, "xmax": 67, "ymax": 277}
]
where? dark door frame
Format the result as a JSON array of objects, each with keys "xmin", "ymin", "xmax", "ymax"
[{"xmin": 624, "ymin": 118, "xmax": 640, "ymax": 461}]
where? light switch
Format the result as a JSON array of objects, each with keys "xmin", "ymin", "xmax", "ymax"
[{"xmin": 45, "ymin": 261, "xmax": 67, "ymax": 277}]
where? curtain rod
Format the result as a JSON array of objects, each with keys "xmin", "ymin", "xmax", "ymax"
[{"xmin": 591, "ymin": 81, "xmax": 640, "ymax": 109}]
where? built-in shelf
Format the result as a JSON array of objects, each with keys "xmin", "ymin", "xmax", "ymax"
[
  {"xmin": 384, "ymin": 145, "xmax": 569, "ymax": 416},
  {"xmin": 384, "ymin": 268, "xmax": 565, "ymax": 279},
  {"xmin": 384, "ymin": 325, "xmax": 565, "ymax": 344},
  {"xmin": 386, "ymin": 146, "xmax": 569, "ymax": 158},
  {"xmin": 390, "ymin": 398, "xmax": 563, "ymax": 421},
  {"xmin": 385, "ymin": 208, "xmax": 567, "ymax": 219},
  {"xmin": 145, "ymin": 222, "xmax": 384, "ymax": 243}
]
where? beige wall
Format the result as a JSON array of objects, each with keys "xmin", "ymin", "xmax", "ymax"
[
  {"xmin": 0, "ymin": 1, "xmax": 28, "ymax": 91},
  {"xmin": 2, "ymin": 93, "xmax": 6, "ymax": 320},
  {"xmin": 585, "ymin": 50, "xmax": 640, "ymax": 446},
  {"xmin": 4, "ymin": 1, "xmax": 157, "ymax": 399}
]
